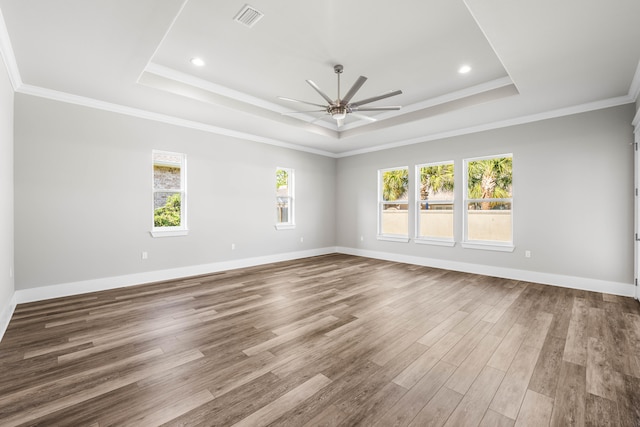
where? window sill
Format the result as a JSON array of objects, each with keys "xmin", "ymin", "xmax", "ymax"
[
  {"xmin": 150, "ymin": 228, "xmax": 189, "ymax": 238},
  {"xmin": 415, "ymin": 238, "xmax": 455, "ymax": 247},
  {"xmin": 275, "ymin": 224, "xmax": 296, "ymax": 230},
  {"xmin": 461, "ymin": 241, "xmax": 514, "ymax": 252},
  {"xmin": 377, "ymin": 235, "xmax": 410, "ymax": 243}
]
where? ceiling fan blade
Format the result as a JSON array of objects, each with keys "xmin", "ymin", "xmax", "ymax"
[
  {"xmin": 350, "ymin": 90, "xmax": 403, "ymax": 107},
  {"xmin": 341, "ymin": 76, "xmax": 367, "ymax": 104},
  {"xmin": 278, "ymin": 97, "xmax": 326, "ymax": 108},
  {"xmin": 306, "ymin": 79, "xmax": 335, "ymax": 105},
  {"xmin": 350, "ymin": 106, "xmax": 402, "ymax": 111}
]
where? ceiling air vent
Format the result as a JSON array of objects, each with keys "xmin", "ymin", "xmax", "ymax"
[{"xmin": 233, "ymin": 4, "xmax": 264, "ymax": 28}]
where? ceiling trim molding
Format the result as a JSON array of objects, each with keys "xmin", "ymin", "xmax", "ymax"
[
  {"xmin": 336, "ymin": 95, "xmax": 635, "ymax": 158},
  {"xmin": 136, "ymin": 0, "xmax": 190, "ymax": 83},
  {"xmin": 0, "ymin": 8, "xmax": 22, "ymax": 90},
  {"xmin": 16, "ymin": 83, "xmax": 338, "ymax": 158},
  {"xmin": 144, "ymin": 62, "xmax": 290, "ymax": 114},
  {"xmin": 143, "ymin": 63, "xmax": 337, "ymax": 132},
  {"xmin": 339, "ymin": 76, "xmax": 515, "ymax": 132},
  {"xmin": 462, "ymin": 0, "xmax": 521, "ymax": 96},
  {"xmin": 145, "ymin": 63, "xmax": 517, "ymax": 136},
  {"xmin": 629, "ymin": 59, "xmax": 640, "ymax": 102},
  {"xmin": 15, "ymin": 81, "xmax": 634, "ymax": 160}
]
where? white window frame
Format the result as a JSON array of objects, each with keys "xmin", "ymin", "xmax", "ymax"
[
  {"xmin": 150, "ymin": 150, "xmax": 188, "ymax": 238},
  {"xmin": 415, "ymin": 161, "xmax": 455, "ymax": 247},
  {"xmin": 462, "ymin": 153, "xmax": 514, "ymax": 252},
  {"xmin": 377, "ymin": 166, "xmax": 410, "ymax": 242},
  {"xmin": 275, "ymin": 167, "xmax": 295, "ymax": 230}
]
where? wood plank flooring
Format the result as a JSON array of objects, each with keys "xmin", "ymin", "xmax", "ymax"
[{"xmin": 0, "ymin": 254, "xmax": 639, "ymax": 426}]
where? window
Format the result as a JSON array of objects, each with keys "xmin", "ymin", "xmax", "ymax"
[
  {"xmin": 275, "ymin": 167, "xmax": 295, "ymax": 229},
  {"xmin": 415, "ymin": 162, "xmax": 455, "ymax": 246},
  {"xmin": 463, "ymin": 154, "xmax": 513, "ymax": 251},
  {"xmin": 151, "ymin": 150, "xmax": 187, "ymax": 237},
  {"xmin": 378, "ymin": 166, "xmax": 409, "ymax": 242}
]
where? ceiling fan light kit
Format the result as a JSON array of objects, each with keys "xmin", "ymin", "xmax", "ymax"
[{"xmin": 280, "ymin": 64, "xmax": 402, "ymax": 127}]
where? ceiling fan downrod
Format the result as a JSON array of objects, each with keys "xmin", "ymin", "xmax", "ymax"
[{"xmin": 334, "ymin": 64, "xmax": 343, "ymax": 104}]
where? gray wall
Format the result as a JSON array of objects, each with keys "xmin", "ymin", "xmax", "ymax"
[
  {"xmin": 14, "ymin": 94, "xmax": 336, "ymax": 289},
  {"xmin": 11, "ymin": 93, "xmax": 638, "ymax": 292},
  {"xmin": 0, "ymin": 54, "xmax": 13, "ymax": 314},
  {"xmin": 336, "ymin": 104, "xmax": 636, "ymax": 285}
]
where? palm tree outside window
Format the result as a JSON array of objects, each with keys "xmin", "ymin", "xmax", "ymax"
[
  {"xmin": 378, "ymin": 166, "xmax": 409, "ymax": 240},
  {"xmin": 463, "ymin": 155, "xmax": 513, "ymax": 247},
  {"xmin": 416, "ymin": 162, "xmax": 455, "ymax": 243}
]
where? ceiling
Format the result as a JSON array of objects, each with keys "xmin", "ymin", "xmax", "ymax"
[{"xmin": 1, "ymin": 0, "xmax": 639, "ymax": 157}]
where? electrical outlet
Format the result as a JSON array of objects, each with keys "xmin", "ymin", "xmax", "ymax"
[
  {"xmin": 525, "ymin": 250, "xmax": 531, "ymax": 258},
  {"xmin": 300, "ymin": 237, "xmax": 304, "ymax": 243},
  {"xmin": 360, "ymin": 235, "xmax": 364, "ymax": 241},
  {"xmin": 231, "ymin": 243, "xmax": 236, "ymax": 250},
  {"xmin": 141, "ymin": 251, "xmax": 148, "ymax": 260}
]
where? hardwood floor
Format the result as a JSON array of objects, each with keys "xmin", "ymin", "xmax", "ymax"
[{"xmin": 0, "ymin": 254, "xmax": 639, "ymax": 426}]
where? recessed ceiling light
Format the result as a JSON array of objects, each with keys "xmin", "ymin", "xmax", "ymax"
[
  {"xmin": 458, "ymin": 65, "xmax": 472, "ymax": 74},
  {"xmin": 190, "ymin": 57, "xmax": 205, "ymax": 67}
]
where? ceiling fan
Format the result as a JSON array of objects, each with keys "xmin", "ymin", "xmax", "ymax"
[{"xmin": 279, "ymin": 64, "xmax": 402, "ymax": 127}]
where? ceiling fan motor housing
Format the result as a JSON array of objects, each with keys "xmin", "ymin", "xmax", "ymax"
[{"xmin": 328, "ymin": 104, "xmax": 348, "ymax": 119}]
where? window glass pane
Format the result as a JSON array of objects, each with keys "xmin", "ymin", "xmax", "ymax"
[
  {"xmin": 467, "ymin": 157, "xmax": 512, "ymax": 199},
  {"xmin": 467, "ymin": 202, "xmax": 512, "ymax": 242},
  {"xmin": 382, "ymin": 169, "xmax": 408, "ymax": 202},
  {"xmin": 153, "ymin": 152, "xmax": 182, "ymax": 190},
  {"xmin": 418, "ymin": 163, "xmax": 454, "ymax": 239},
  {"xmin": 276, "ymin": 168, "xmax": 294, "ymax": 226},
  {"xmin": 154, "ymin": 192, "xmax": 182, "ymax": 227},
  {"xmin": 151, "ymin": 150, "xmax": 186, "ymax": 234},
  {"xmin": 277, "ymin": 197, "xmax": 290, "ymax": 223},
  {"xmin": 380, "ymin": 167, "xmax": 409, "ymax": 237},
  {"xmin": 276, "ymin": 169, "xmax": 289, "ymax": 191},
  {"xmin": 419, "ymin": 205, "xmax": 453, "ymax": 239},
  {"xmin": 153, "ymin": 165, "xmax": 181, "ymax": 190},
  {"xmin": 381, "ymin": 202, "xmax": 408, "ymax": 235}
]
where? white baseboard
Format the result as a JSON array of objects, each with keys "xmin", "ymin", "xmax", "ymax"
[
  {"xmin": 336, "ymin": 246, "xmax": 636, "ymax": 297},
  {"xmin": 4, "ymin": 245, "xmax": 635, "ymax": 343},
  {"xmin": 0, "ymin": 292, "xmax": 17, "ymax": 343},
  {"xmin": 14, "ymin": 247, "xmax": 338, "ymax": 304}
]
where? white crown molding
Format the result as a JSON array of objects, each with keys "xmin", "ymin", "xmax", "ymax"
[
  {"xmin": 13, "ymin": 247, "xmax": 338, "ymax": 305},
  {"xmin": 340, "ymin": 76, "xmax": 516, "ymax": 132},
  {"xmin": 144, "ymin": 63, "xmax": 314, "ymax": 118},
  {"xmin": 628, "ymin": 59, "xmax": 640, "ymax": 102},
  {"xmin": 16, "ymin": 84, "xmax": 337, "ymax": 158},
  {"xmin": 136, "ymin": 0, "xmax": 189, "ymax": 83},
  {"xmin": 14, "ymin": 81, "xmax": 636, "ymax": 160},
  {"xmin": 336, "ymin": 95, "xmax": 635, "ymax": 158},
  {"xmin": 143, "ymin": 63, "xmax": 339, "ymax": 132},
  {"xmin": 0, "ymin": 8, "xmax": 21, "ymax": 90},
  {"xmin": 336, "ymin": 246, "xmax": 635, "ymax": 297},
  {"xmin": 144, "ymin": 65, "xmax": 518, "ymax": 135}
]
